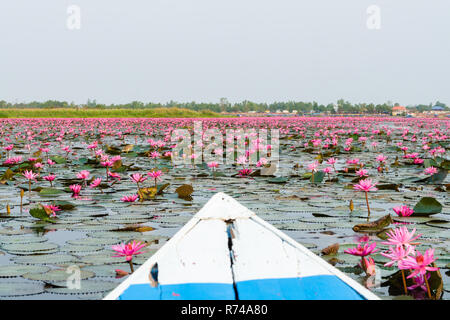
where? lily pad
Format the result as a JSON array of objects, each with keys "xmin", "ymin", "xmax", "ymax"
[
  {"xmin": 0, "ymin": 282, "xmax": 44, "ymax": 297},
  {"xmin": 0, "ymin": 265, "xmax": 50, "ymax": 278},
  {"xmin": 413, "ymin": 197, "xmax": 443, "ymax": 216},
  {"xmin": 44, "ymin": 280, "xmax": 117, "ymax": 295},
  {"xmin": 12, "ymin": 254, "xmax": 77, "ymax": 265},
  {"xmin": 23, "ymin": 269, "xmax": 95, "ymax": 282}
]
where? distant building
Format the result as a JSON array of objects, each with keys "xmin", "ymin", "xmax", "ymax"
[
  {"xmin": 392, "ymin": 105, "xmax": 407, "ymax": 116},
  {"xmin": 428, "ymin": 105, "xmax": 447, "ymax": 117}
]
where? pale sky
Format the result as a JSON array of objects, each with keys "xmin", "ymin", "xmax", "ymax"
[{"xmin": 0, "ymin": 0, "xmax": 449, "ymax": 106}]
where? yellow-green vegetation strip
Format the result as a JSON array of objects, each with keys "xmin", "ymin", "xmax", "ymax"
[{"xmin": 0, "ymin": 108, "xmax": 228, "ymax": 118}]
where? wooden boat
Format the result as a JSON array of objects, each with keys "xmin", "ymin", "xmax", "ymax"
[{"xmin": 104, "ymin": 192, "xmax": 379, "ymax": 300}]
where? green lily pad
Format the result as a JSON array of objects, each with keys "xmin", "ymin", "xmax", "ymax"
[
  {"xmin": 12, "ymin": 254, "xmax": 77, "ymax": 265},
  {"xmin": 267, "ymin": 177, "xmax": 289, "ymax": 184},
  {"xmin": 0, "ymin": 265, "xmax": 50, "ymax": 278},
  {"xmin": 44, "ymin": 280, "xmax": 118, "ymax": 295},
  {"xmin": 413, "ymin": 197, "xmax": 443, "ymax": 216},
  {"xmin": 50, "ymin": 155, "xmax": 67, "ymax": 164},
  {"xmin": 23, "ymin": 269, "xmax": 95, "ymax": 281},
  {"xmin": 0, "ymin": 282, "xmax": 44, "ymax": 297},
  {"xmin": 67, "ymin": 237, "xmax": 120, "ymax": 246},
  {"xmin": 82, "ymin": 263, "xmax": 131, "ymax": 277},
  {"xmin": 39, "ymin": 188, "xmax": 64, "ymax": 195},
  {"xmin": 60, "ymin": 244, "xmax": 104, "ymax": 254},
  {"xmin": 81, "ymin": 253, "xmax": 124, "ymax": 265},
  {"xmin": 2, "ymin": 242, "xmax": 59, "ymax": 255},
  {"xmin": 0, "ymin": 235, "xmax": 48, "ymax": 244}
]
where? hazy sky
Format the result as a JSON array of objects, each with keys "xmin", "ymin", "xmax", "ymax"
[{"xmin": 0, "ymin": 0, "xmax": 449, "ymax": 106}]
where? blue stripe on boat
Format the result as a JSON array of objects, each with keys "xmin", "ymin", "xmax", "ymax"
[
  {"xmin": 119, "ymin": 283, "xmax": 236, "ymax": 300},
  {"xmin": 236, "ymin": 275, "xmax": 364, "ymax": 300},
  {"xmin": 118, "ymin": 275, "xmax": 364, "ymax": 300}
]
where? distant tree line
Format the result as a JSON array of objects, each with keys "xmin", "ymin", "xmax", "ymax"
[{"xmin": 0, "ymin": 98, "xmax": 447, "ymax": 115}]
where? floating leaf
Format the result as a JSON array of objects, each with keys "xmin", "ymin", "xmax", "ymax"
[
  {"xmin": 352, "ymin": 215, "xmax": 392, "ymax": 232},
  {"xmin": 122, "ymin": 144, "xmax": 134, "ymax": 153},
  {"xmin": 157, "ymin": 183, "xmax": 170, "ymax": 195},
  {"xmin": 2, "ymin": 242, "xmax": 59, "ymax": 255},
  {"xmin": 175, "ymin": 184, "xmax": 194, "ymax": 199},
  {"xmin": 50, "ymin": 155, "xmax": 66, "ymax": 164},
  {"xmin": 321, "ymin": 243, "xmax": 339, "ymax": 256},
  {"xmin": 268, "ymin": 177, "xmax": 288, "ymax": 184},
  {"xmin": 0, "ymin": 282, "xmax": 44, "ymax": 297},
  {"xmin": 39, "ymin": 188, "xmax": 64, "ymax": 195},
  {"xmin": 12, "ymin": 254, "xmax": 77, "ymax": 265},
  {"xmin": 138, "ymin": 187, "xmax": 157, "ymax": 201},
  {"xmin": 377, "ymin": 184, "xmax": 400, "ymax": 191},
  {"xmin": 0, "ymin": 265, "xmax": 49, "ymax": 278},
  {"xmin": 44, "ymin": 280, "xmax": 117, "ymax": 295},
  {"xmin": 23, "ymin": 269, "xmax": 95, "ymax": 282},
  {"xmin": 310, "ymin": 171, "xmax": 325, "ymax": 184},
  {"xmin": 29, "ymin": 205, "xmax": 56, "ymax": 223},
  {"xmin": 413, "ymin": 197, "xmax": 443, "ymax": 216}
]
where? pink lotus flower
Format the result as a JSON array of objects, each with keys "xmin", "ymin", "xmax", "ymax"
[
  {"xmin": 237, "ymin": 155, "xmax": 248, "ymax": 165},
  {"xmin": 43, "ymin": 204, "xmax": 61, "ymax": 217},
  {"xmin": 207, "ymin": 161, "xmax": 219, "ymax": 169},
  {"xmin": 148, "ymin": 170, "xmax": 163, "ymax": 187},
  {"xmin": 323, "ymin": 167, "xmax": 333, "ymax": 174},
  {"xmin": 375, "ymin": 154, "xmax": 387, "ymax": 163},
  {"xmin": 70, "ymin": 184, "xmax": 82, "ymax": 196},
  {"xmin": 131, "ymin": 173, "xmax": 147, "ymax": 184},
  {"xmin": 424, "ymin": 166, "xmax": 438, "ymax": 175},
  {"xmin": 381, "ymin": 244, "xmax": 415, "ymax": 268},
  {"xmin": 353, "ymin": 179, "xmax": 378, "ymax": 192},
  {"xmin": 238, "ymin": 168, "xmax": 252, "ymax": 177},
  {"xmin": 393, "ymin": 205, "xmax": 414, "ymax": 217},
  {"xmin": 408, "ymin": 273, "xmax": 430, "ymax": 292},
  {"xmin": 150, "ymin": 151, "xmax": 160, "ymax": 159},
  {"xmin": 121, "ymin": 194, "xmax": 139, "ymax": 202},
  {"xmin": 23, "ymin": 170, "xmax": 38, "ymax": 181},
  {"xmin": 359, "ymin": 257, "xmax": 376, "ymax": 276},
  {"xmin": 307, "ymin": 161, "xmax": 319, "ymax": 172},
  {"xmin": 108, "ymin": 172, "xmax": 121, "ymax": 180},
  {"xmin": 3, "ymin": 156, "xmax": 22, "ymax": 165},
  {"xmin": 356, "ymin": 168, "xmax": 368, "ymax": 178},
  {"xmin": 111, "ymin": 155, "xmax": 122, "ymax": 163},
  {"xmin": 89, "ymin": 178, "xmax": 102, "ymax": 189},
  {"xmin": 43, "ymin": 174, "xmax": 56, "ymax": 182},
  {"xmin": 147, "ymin": 170, "xmax": 162, "ymax": 180},
  {"xmin": 112, "ymin": 240, "xmax": 147, "ymax": 273},
  {"xmin": 34, "ymin": 162, "xmax": 43, "ymax": 169},
  {"xmin": 344, "ymin": 242, "xmax": 378, "ymax": 257},
  {"xmin": 256, "ymin": 158, "xmax": 268, "ymax": 167},
  {"xmin": 355, "ymin": 235, "xmax": 371, "ymax": 243},
  {"xmin": 399, "ymin": 249, "xmax": 439, "ymax": 279},
  {"xmin": 101, "ymin": 160, "xmax": 114, "ymax": 167},
  {"xmin": 43, "ymin": 174, "xmax": 56, "ymax": 187},
  {"xmin": 346, "ymin": 158, "xmax": 360, "ymax": 165},
  {"xmin": 381, "ymin": 226, "xmax": 422, "ymax": 247},
  {"xmin": 76, "ymin": 170, "xmax": 90, "ymax": 180}
]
